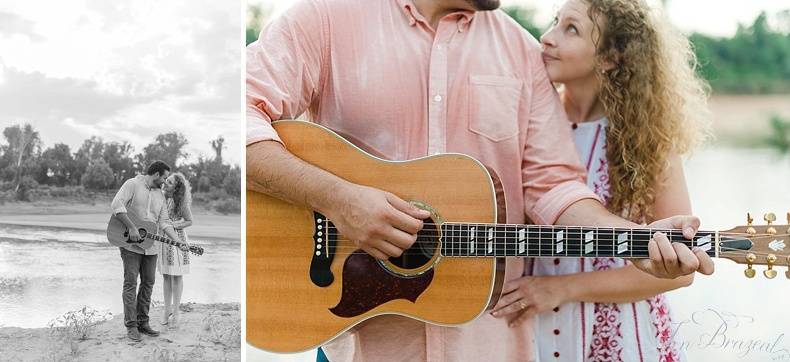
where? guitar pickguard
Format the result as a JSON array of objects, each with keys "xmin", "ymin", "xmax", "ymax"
[{"xmin": 329, "ymin": 250, "xmax": 433, "ymax": 318}]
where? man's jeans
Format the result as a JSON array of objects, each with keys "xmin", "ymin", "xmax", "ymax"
[{"xmin": 120, "ymin": 247, "xmax": 158, "ymax": 328}]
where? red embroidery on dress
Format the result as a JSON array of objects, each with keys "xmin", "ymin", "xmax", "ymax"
[
  {"xmin": 647, "ymin": 294, "xmax": 680, "ymax": 362},
  {"xmin": 589, "ymin": 257, "xmax": 624, "ymax": 361},
  {"xmin": 593, "ymin": 156, "xmax": 612, "ymax": 204}
]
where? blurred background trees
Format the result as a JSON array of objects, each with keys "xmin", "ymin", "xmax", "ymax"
[{"xmin": 0, "ymin": 124, "xmax": 240, "ymax": 213}]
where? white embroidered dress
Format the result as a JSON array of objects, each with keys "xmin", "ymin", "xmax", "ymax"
[{"xmin": 532, "ymin": 118, "xmax": 684, "ymax": 362}]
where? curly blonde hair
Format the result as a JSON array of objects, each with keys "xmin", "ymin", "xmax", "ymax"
[
  {"xmin": 169, "ymin": 172, "xmax": 192, "ymax": 219},
  {"xmin": 586, "ymin": 0, "xmax": 712, "ymax": 222}
]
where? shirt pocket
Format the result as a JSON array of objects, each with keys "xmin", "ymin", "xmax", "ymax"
[{"xmin": 468, "ymin": 75, "xmax": 523, "ymax": 142}]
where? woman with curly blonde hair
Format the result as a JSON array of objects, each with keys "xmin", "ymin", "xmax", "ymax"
[
  {"xmin": 504, "ymin": 0, "xmax": 711, "ymax": 360},
  {"xmin": 159, "ymin": 172, "xmax": 193, "ymax": 328}
]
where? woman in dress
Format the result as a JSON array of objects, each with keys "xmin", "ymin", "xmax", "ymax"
[
  {"xmin": 160, "ymin": 172, "xmax": 193, "ymax": 327},
  {"xmin": 492, "ymin": 0, "xmax": 712, "ymax": 360}
]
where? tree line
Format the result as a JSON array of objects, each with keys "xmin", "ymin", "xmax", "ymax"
[{"xmin": 0, "ymin": 124, "xmax": 240, "ymax": 213}]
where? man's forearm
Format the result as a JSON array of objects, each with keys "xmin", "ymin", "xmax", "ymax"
[
  {"xmin": 555, "ymin": 198, "xmax": 636, "ymax": 228},
  {"xmin": 246, "ymin": 141, "xmax": 352, "ymax": 214}
]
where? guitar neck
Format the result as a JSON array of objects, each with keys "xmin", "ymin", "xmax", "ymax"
[
  {"xmin": 439, "ymin": 223, "xmax": 749, "ymax": 259},
  {"xmin": 145, "ymin": 233, "xmax": 185, "ymax": 249}
]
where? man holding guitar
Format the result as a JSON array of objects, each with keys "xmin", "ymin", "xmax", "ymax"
[
  {"xmin": 246, "ymin": 0, "xmax": 714, "ymax": 360},
  {"xmin": 110, "ymin": 160, "xmax": 186, "ymax": 342}
]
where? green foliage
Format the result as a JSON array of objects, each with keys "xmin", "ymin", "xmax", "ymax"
[
  {"xmin": 691, "ymin": 11, "xmax": 790, "ymax": 94},
  {"xmin": 502, "ymin": 6, "xmax": 543, "ymax": 39},
  {"xmin": 766, "ymin": 115, "xmax": 790, "ymax": 153},
  {"xmin": 246, "ymin": 4, "xmax": 269, "ymax": 46}
]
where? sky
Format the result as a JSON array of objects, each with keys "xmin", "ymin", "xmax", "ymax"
[
  {"xmin": 252, "ymin": 0, "xmax": 790, "ymax": 38},
  {"xmin": 0, "ymin": 0, "xmax": 242, "ymax": 165}
]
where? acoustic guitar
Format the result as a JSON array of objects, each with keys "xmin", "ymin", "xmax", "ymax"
[
  {"xmin": 107, "ymin": 210, "xmax": 204, "ymax": 256},
  {"xmin": 247, "ymin": 120, "xmax": 788, "ymax": 353}
]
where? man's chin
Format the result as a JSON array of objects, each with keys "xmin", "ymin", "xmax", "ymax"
[{"xmin": 465, "ymin": 0, "xmax": 500, "ymax": 11}]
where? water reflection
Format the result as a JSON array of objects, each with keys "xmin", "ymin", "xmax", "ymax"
[
  {"xmin": 671, "ymin": 147, "xmax": 790, "ymax": 362},
  {"xmin": 0, "ymin": 225, "xmax": 240, "ymax": 328}
]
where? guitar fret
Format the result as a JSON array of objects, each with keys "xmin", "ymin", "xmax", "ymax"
[
  {"xmin": 565, "ymin": 226, "xmax": 581, "ymax": 257},
  {"xmin": 517, "ymin": 227, "xmax": 527, "ymax": 256},
  {"xmin": 527, "ymin": 226, "xmax": 540, "ymax": 257}
]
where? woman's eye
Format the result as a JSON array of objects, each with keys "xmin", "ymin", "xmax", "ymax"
[
  {"xmin": 552, "ymin": 17, "xmax": 559, "ymax": 26},
  {"xmin": 567, "ymin": 25, "xmax": 578, "ymax": 34}
]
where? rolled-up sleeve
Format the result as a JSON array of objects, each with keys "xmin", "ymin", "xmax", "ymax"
[
  {"xmin": 246, "ymin": 0, "xmax": 328, "ymax": 146},
  {"xmin": 111, "ymin": 179, "xmax": 134, "ymax": 215},
  {"xmin": 522, "ymin": 50, "xmax": 601, "ymax": 225}
]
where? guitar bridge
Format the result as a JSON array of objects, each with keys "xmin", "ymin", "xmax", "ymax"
[{"xmin": 310, "ymin": 212, "xmax": 336, "ymax": 287}]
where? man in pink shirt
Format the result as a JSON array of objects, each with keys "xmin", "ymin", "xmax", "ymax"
[{"xmin": 246, "ymin": 0, "xmax": 714, "ymax": 360}]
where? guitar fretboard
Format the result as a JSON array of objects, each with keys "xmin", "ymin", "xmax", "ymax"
[
  {"xmin": 439, "ymin": 223, "xmax": 717, "ymax": 258},
  {"xmin": 147, "ymin": 233, "xmax": 185, "ymax": 248}
]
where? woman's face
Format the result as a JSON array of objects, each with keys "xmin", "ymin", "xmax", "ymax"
[
  {"xmin": 162, "ymin": 175, "xmax": 177, "ymax": 195},
  {"xmin": 540, "ymin": 0, "xmax": 601, "ymax": 84}
]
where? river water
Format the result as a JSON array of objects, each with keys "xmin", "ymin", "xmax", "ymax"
[{"xmin": 0, "ymin": 224, "xmax": 240, "ymax": 328}]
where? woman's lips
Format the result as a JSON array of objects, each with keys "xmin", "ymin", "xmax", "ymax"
[{"xmin": 542, "ymin": 53, "xmax": 559, "ymax": 62}]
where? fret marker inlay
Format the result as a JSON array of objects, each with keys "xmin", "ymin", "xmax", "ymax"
[
  {"xmin": 487, "ymin": 227, "xmax": 494, "ymax": 254},
  {"xmin": 697, "ymin": 234, "xmax": 712, "ymax": 252},
  {"xmin": 556, "ymin": 230, "xmax": 564, "ymax": 254},
  {"xmin": 584, "ymin": 230, "xmax": 595, "ymax": 254},
  {"xmin": 617, "ymin": 232, "xmax": 629, "ymax": 254},
  {"xmin": 518, "ymin": 228, "xmax": 526, "ymax": 254},
  {"xmin": 469, "ymin": 226, "xmax": 476, "ymax": 253}
]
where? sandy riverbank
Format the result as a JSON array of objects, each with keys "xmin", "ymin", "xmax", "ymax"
[{"xmin": 0, "ymin": 302, "xmax": 240, "ymax": 361}]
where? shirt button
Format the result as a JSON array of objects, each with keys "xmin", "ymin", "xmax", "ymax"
[
  {"xmin": 553, "ymin": 258, "xmax": 560, "ymax": 265},
  {"xmin": 436, "ymin": 44, "xmax": 443, "ymax": 50},
  {"xmin": 571, "ymin": 123, "xmax": 578, "ymax": 129},
  {"xmin": 554, "ymin": 329, "xmax": 560, "ymax": 335},
  {"xmin": 433, "ymin": 95, "xmax": 443, "ymax": 102},
  {"xmin": 554, "ymin": 352, "xmax": 560, "ymax": 358},
  {"xmin": 553, "ymin": 307, "xmax": 560, "ymax": 312}
]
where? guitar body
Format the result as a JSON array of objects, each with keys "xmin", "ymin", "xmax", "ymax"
[
  {"xmin": 247, "ymin": 121, "xmax": 505, "ymax": 353},
  {"xmin": 107, "ymin": 210, "xmax": 158, "ymax": 250}
]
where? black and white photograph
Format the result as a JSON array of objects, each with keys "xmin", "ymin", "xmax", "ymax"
[{"xmin": 0, "ymin": 0, "xmax": 242, "ymax": 360}]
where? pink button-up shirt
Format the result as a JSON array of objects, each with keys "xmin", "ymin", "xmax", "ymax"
[{"xmin": 247, "ymin": 0, "xmax": 601, "ymax": 360}]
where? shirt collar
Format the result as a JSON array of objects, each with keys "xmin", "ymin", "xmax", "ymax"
[{"xmin": 396, "ymin": 0, "xmax": 475, "ymax": 29}]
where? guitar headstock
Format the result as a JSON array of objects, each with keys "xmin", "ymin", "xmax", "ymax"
[
  {"xmin": 189, "ymin": 244, "xmax": 205, "ymax": 256},
  {"xmin": 720, "ymin": 212, "xmax": 790, "ymax": 279}
]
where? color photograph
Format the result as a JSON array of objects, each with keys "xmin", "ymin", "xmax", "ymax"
[{"xmin": 246, "ymin": 1, "xmax": 790, "ymax": 361}]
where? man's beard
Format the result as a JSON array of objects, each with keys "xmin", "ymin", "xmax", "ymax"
[{"xmin": 464, "ymin": 0, "xmax": 500, "ymax": 11}]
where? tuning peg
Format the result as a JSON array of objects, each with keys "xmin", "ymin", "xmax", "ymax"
[
  {"xmin": 747, "ymin": 213, "xmax": 757, "ymax": 235},
  {"xmin": 765, "ymin": 213, "xmax": 777, "ymax": 235},
  {"xmin": 765, "ymin": 254, "xmax": 778, "ymax": 279},
  {"xmin": 745, "ymin": 253, "xmax": 757, "ymax": 278}
]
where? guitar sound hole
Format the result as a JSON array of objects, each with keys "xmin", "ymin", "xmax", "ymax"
[{"xmin": 388, "ymin": 218, "xmax": 439, "ymax": 270}]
